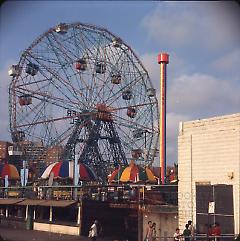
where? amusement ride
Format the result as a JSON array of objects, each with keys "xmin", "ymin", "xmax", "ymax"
[{"xmin": 8, "ymin": 22, "xmax": 159, "ymax": 183}]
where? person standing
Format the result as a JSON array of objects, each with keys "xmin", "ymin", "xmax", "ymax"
[
  {"xmin": 206, "ymin": 224, "xmax": 214, "ymax": 241},
  {"xmin": 174, "ymin": 228, "xmax": 181, "ymax": 241},
  {"xmin": 89, "ymin": 220, "xmax": 98, "ymax": 241},
  {"xmin": 145, "ymin": 221, "xmax": 153, "ymax": 241},
  {"xmin": 183, "ymin": 224, "xmax": 191, "ymax": 241},
  {"xmin": 212, "ymin": 222, "xmax": 221, "ymax": 241},
  {"xmin": 188, "ymin": 220, "xmax": 194, "ymax": 241},
  {"xmin": 152, "ymin": 222, "xmax": 157, "ymax": 241}
]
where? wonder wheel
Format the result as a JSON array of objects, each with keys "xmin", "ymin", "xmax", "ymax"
[{"xmin": 8, "ymin": 22, "xmax": 159, "ymax": 181}]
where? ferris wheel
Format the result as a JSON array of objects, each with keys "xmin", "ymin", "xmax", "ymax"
[{"xmin": 8, "ymin": 22, "xmax": 159, "ymax": 181}]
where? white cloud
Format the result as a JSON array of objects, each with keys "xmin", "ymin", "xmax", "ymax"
[
  {"xmin": 141, "ymin": 2, "xmax": 240, "ymax": 52},
  {"xmin": 140, "ymin": 51, "xmax": 240, "ymax": 117},
  {"xmin": 141, "ymin": 51, "xmax": 191, "ymax": 89},
  {"xmin": 168, "ymin": 73, "xmax": 240, "ymax": 116},
  {"xmin": 166, "ymin": 112, "xmax": 190, "ymax": 163},
  {"xmin": 211, "ymin": 48, "xmax": 240, "ymax": 81}
]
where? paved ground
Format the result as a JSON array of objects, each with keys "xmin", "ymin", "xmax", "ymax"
[{"xmin": 0, "ymin": 227, "xmax": 120, "ymax": 241}]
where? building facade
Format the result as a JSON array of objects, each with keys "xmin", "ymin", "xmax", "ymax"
[{"xmin": 178, "ymin": 113, "xmax": 240, "ymax": 235}]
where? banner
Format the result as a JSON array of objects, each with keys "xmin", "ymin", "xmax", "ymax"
[
  {"xmin": 4, "ymin": 175, "xmax": 8, "ymax": 188},
  {"xmin": 74, "ymin": 155, "xmax": 80, "ymax": 186},
  {"xmin": 20, "ymin": 168, "xmax": 28, "ymax": 186}
]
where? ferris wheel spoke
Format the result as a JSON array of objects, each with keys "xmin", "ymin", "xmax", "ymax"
[
  {"xmin": 48, "ymin": 33, "xmax": 77, "ymax": 62},
  {"xmin": 26, "ymin": 53, "xmax": 87, "ymax": 107},
  {"xmin": 17, "ymin": 85, "xmax": 78, "ymax": 111},
  {"xmin": 113, "ymin": 112, "xmax": 156, "ymax": 133},
  {"xmin": 15, "ymin": 95, "xmax": 46, "ymax": 127},
  {"xmin": 46, "ymin": 35, "xmax": 85, "ymax": 105},
  {"xmin": 15, "ymin": 77, "xmax": 51, "ymax": 88},
  {"xmin": 106, "ymin": 75, "xmax": 144, "ymax": 106}
]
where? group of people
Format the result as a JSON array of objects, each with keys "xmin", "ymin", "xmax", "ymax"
[
  {"xmin": 174, "ymin": 220, "xmax": 194, "ymax": 241},
  {"xmin": 174, "ymin": 221, "xmax": 222, "ymax": 241},
  {"xmin": 145, "ymin": 220, "xmax": 158, "ymax": 241}
]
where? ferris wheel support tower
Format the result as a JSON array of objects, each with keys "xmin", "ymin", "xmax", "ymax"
[{"xmin": 158, "ymin": 53, "xmax": 169, "ymax": 184}]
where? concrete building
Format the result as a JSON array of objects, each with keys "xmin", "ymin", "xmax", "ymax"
[{"xmin": 178, "ymin": 113, "xmax": 240, "ymax": 236}]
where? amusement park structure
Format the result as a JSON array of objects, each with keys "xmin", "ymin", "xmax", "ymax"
[
  {"xmin": 8, "ymin": 22, "xmax": 160, "ymax": 182},
  {"xmin": 158, "ymin": 53, "xmax": 169, "ymax": 184}
]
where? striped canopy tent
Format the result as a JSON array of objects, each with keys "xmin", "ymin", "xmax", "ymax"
[
  {"xmin": 108, "ymin": 161, "xmax": 157, "ymax": 183},
  {"xmin": 41, "ymin": 161, "xmax": 97, "ymax": 181},
  {"xmin": 0, "ymin": 163, "xmax": 20, "ymax": 179}
]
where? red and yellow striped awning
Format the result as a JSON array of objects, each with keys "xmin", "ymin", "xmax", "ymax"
[
  {"xmin": 0, "ymin": 163, "xmax": 19, "ymax": 179},
  {"xmin": 108, "ymin": 161, "xmax": 156, "ymax": 183}
]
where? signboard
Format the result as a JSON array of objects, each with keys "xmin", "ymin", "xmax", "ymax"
[
  {"xmin": 208, "ymin": 201, "xmax": 215, "ymax": 214},
  {"xmin": 67, "ymin": 109, "xmax": 80, "ymax": 124}
]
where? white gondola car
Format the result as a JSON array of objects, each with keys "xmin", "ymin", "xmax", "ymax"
[
  {"xmin": 122, "ymin": 89, "xmax": 132, "ymax": 100},
  {"xmin": 55, "ymin": 23, "xmax": 68, "ymax": 34},
  {"xmin": 8, "ymin": 65, "xmax": 21, "ymax": 77},
  {"xmin": 112, "ymin": 38, "xmax": 122, "ymax": 48},
  {"xmin": 96, "ymin": 62, "xmax": 106, "ymax": 74},
  {"xmin": 26, "ymin": 63, "xmax": 39, "ymax": 76},
  {"xmin": 147, "ymin": 88, "xmax": 156, "ymax": 97}
]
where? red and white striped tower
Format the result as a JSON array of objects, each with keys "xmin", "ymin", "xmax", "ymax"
[{"xmin": 158, "ymin": 53, "xmax": 169, "ymax": 184}]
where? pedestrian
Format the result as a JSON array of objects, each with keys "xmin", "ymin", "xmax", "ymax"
[
  {"xmin": 145, "ymin": 221, "xmax": 153, "ymax": 241},
  {"xmin": 212, "ymin": 222, "xmax": 221, "ymax": 241},
  {"xmin": 188, "ymin": 220, "xmax": 194, "ymax": 241},
  {"xmin": 152, "ymin": 222, "xmax": 157, "ymax": 241},
  {"xmin": 174, "ymin": 228, "xmax": 181, "ymax": 241},
  {"xmin": 206, "ymin": 224, "xmax": 214, "ymax": 241},
  {"xmin": 183, "ymin": 224, "xmax": 191, "ymax": 241},
  {"xmin": 89, "ymin": 220, "xmax": 99, "ymax": 241}
]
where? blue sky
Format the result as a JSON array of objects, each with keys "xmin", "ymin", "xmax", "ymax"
[{"xmin": 0, "ymin": 1, "xmax": 240, "ymax": 165}]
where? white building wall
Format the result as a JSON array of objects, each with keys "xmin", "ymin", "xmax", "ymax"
[
  {"xmin": 178, "ymin": 113, "xmax": 240, "ymax": 235},
  {"xmin": 142, "ymin": 211, "xmax": 178, "ymax": 240}
]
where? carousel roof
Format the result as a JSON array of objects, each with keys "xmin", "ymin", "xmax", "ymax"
[
  {"xmin": 0, "ymin": 163, "xmax": 19, "ymax": 179},
  {"xmin": 108, "ymin": 161, "xmax": 157, "ymax": 183},
  {"xmin": 41, "ymin": 161, "xmax": 97, "ymax": 181}
]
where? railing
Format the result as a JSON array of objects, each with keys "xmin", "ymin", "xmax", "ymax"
[
  {"xmin": 149, "ymin": 235, "xmax": 237, "ymax": 241},
  {"xmin": 0, "ymin": 185, "xmax": 141, "ymax": 203}
]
